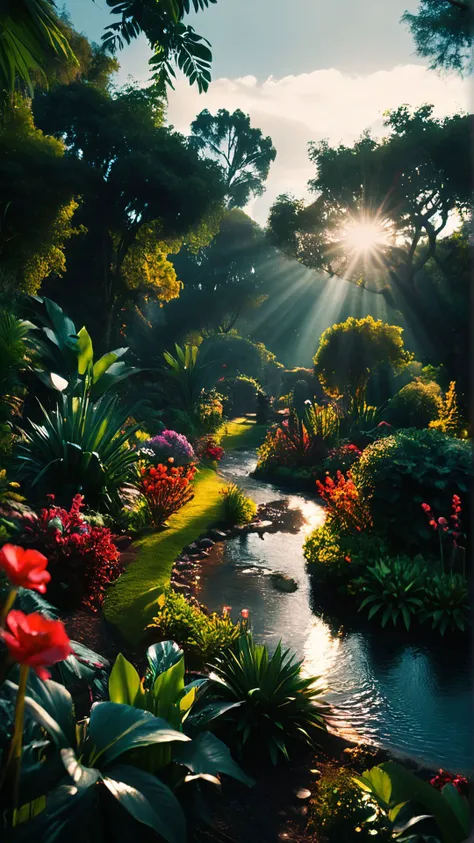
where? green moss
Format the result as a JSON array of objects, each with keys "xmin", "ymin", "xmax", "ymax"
[{"xmin": 104, "ymin": 418, "xmax": 267, "ymax": 643}]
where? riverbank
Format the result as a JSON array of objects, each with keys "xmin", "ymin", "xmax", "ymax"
[{"xmin": 103, "ymin": 418, "xmax": 268, "ymax": 642}]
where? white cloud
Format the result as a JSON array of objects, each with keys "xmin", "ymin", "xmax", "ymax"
[{"xmin": 166, "ymin": 64, "xmax": 470, "ymax": 225}]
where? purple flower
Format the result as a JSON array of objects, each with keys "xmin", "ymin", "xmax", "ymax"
[{"xmin": 143, "ymin": 430, "xmax": 195, "ymax": 466}]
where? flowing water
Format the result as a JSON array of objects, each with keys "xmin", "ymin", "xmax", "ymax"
[{"xmin": 199, "ymin": 449, "xmax": 473, "ymax": 773}]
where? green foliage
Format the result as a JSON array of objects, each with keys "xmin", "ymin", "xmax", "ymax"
[
  {"xmin": 162, "ymin": 343, "xmax": 209, "ymax": 415},
  {"xmin": 219, "ymin": 375, "xmax": 260, "ymax": 416},
  {"xmin": 220, "ymin": 483, "xmax": 257, "ymax": 526},
  {"xmin": 352, "ymin": 428, "xmax": 472, "ymax": 551},
  {"xmin": 0, "ymin": 310, "xmax": 29, "ymax": 457},
  {"xmin": 303, "ymin": 517, "xmax": 387, "ymax": 575},
  {"xmin": 108, "ymin": 641, "xmax": 253, "ymax": 785},
  {"xmin": 0, "ymin": 0, "xmax": 75, "ymax": 100},
  {"xmin": 308, "ymin": 764, "xmax": 391, "ymax": 842},
  {"xmin": 5, "ymin": 673, "xmax": 190, "ymax": 842},
  {"xmin": 146, "ymin": 589, "xmax": 240, "ymax": 670},
  {"xmin": 386, "ymin": 380, "xmax": 442, "ymax": 429},
  {"xmin": 27, "ymin": 296, "xmax": 139, "ymax": 399},
  {"xmin": 356, "ymin": 557, "xmax": 425, "ymax": 631},
  {"xmin": 402, "ymin": 0, "xmax": 473, "ymax": 74},
  {"xmin": 195, "ymin": 388, "xmax": 223, "ymax": 433},
  {"xmin": 354, "ymin": 760, "xmax": 470, "ymax": 843},
  {"xmin": 15, "ymin": 390, "xmax": 140, "ymax": 511},
  {"xmin": 189, "ymin": 109, "xmax": 276, "ymax": 208},
  {"xmin": 314, "ymin": 316, "xmax": 412, "ymax": 401},
  {"xmin": 102, "ymin": 0, "xmax": 217, "ymax": 94},
  {"xmin": 421, "ymin": 572, "xmax": 469, "ymax": 635},
  {"xmin": 204, "ymin": 633, "xmax": 327, "ymax": 765},
  {"xmin": 199, "ymin": 331, "xmax": 278, "ymax": 386}
]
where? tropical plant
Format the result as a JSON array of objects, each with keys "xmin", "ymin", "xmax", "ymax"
[
  {"xmin": 352, "ymin": 428, "xmax": 472, "ymax": 552},
  {"xmin": 386, "ymin": 379, "xmax": 442, "ymax": 429},
  {"xmin": 26, "ymin": 296, "xmax": 139, "ymax": 399},
  {"xmin": 19, "ymin": 493, "xmax": 121, "ymax": 611},
  {"xmin": 108, "ymin": 640, "xmax": 252, "ymax": 784},
  {"xmin": 162, "ymin": 344, "xmax": 210, "ymax": 415},
  {"xmin": 0, "ymin": 0, "xmax": 75, "ymax": 100},
  {"xmin": 202, "ymin": 633, "xmax": 327, "ymax": 764},
  {"xmin": 220, "ymin": 483, "xmax": 257, "ymax": 526},
  {"xmin": 354, "ymin": 760, "xmax": 470, "ymax": 843},
  {"xmin": 0, "ymin": 470, "xmax": 25, "ymax": 541},
  {"xmin": 356, "ymin": 558, "xmax": 425, "ymax": 631},
  {"xmin": 421, "ymin": 573, "xmax": 469, "ymax": 635},
  {"xmin": 137, "ymin": 461, "xmax": 197, "ymax": 527},
  {"xmin": 0, "ymin": 310, "xmax": 29, "ymax": 457},
  {"xmin": 146, "ymin": 589, "xmax": 240, "ymax": 670},
  {"xmin": 15, "ymin": 391, "xmax": 140, "ymax": 512},
  {"xmin": 142, "ymin": 430, "xmax": 195, "ymax": 467}
]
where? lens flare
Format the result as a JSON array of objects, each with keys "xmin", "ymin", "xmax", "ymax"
[{"xmin": 343, "ymin": 218, "xmax": 391, "ymax": 256}]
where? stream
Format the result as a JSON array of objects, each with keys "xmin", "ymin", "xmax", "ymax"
[{"xmin": 198, "ymin": 449, "xmax": 473, "ymax": 773}]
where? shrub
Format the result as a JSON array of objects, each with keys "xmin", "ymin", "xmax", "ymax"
[
  {"xmin": 314, "ymin": 316, "xmax": 412, "ymax": 402},
  {"xmin": 308, "ymin": 764, "xmax": 391, "ymax": 843},
  {"xmin": 257, "ymin": 419, "xmax": 326, "ymax": 472},
  {"xmin": 323, "ymin": 443, "xmax": 362, "ymax": 475},
  {"xmin": 316, "ymin": 471, "xmax": 372, "ymax": 534},
  {"xmin": 352, "ymin": 429, "xmax": 472, "ymax": 551},
  {"xmin": 142, "ymin": 429, "xmax": 195, "ymax": 466},
  {"xmin": 15, "ymin": 391, "xmax": 140, "ymax": 513},
  {"xmin": 19, "ymin": 494, "xmax": 121, "ymax": 611},
  {"xmin": 196, "ymin": 437, "xmax": 224, "ymax": 462},
  {"xmin": 219, "ymin": 375, "xmax": 259, "ymax": 416},
  {"xmin": 421, "ymin": 572, "xmax": 469, "ymax": 635},
  {"xmin": 385, "ymin": 379, "xmax": 442, "ymax": 428},
  {"xmin": 196, "ymin": 388, "xmax": 224, "ymax": 432},
  {"xmin": 146, "ymin": 589, "xmax": 240, "ymax": 669},
  {"xmin": 220, "ymin": 483, "xmax": 257, "ymax": 525},
  {"xmin": 137, "ymin": 461, "xmax": 197, "ymax": 527},
  {"xmin": 356, "ymin": 557, "xmax": 425, "ymax": 630},
  {"xmin": 304, "ymin": 519, "xmax": 387, "ymax": 576},
  {"xmin": 203, "ymin": 633, "xmax": 327, "ymax": 764}
]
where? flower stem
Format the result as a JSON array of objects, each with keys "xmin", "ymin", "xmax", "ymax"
[
  {"xmin": 4, "ymin": 664, "xmax": 29, "ymax": 825},
  {"xmin": 438, "ymin": 531, "xmax": 444, "ymax": 574},
  {"xmin": 0, "ymin": 588, "xmax": 17, "ymax": 626}
]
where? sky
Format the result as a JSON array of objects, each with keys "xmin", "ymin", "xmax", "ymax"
[{"xmin": 62, "ymin": 0, "xmax": 470, "ymax": 225}]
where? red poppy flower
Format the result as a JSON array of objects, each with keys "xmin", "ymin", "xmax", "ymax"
[
  {"xmin": 2, "ymin": 610, "xmax": 72, "ymax": 679},
  {"xmin": 0, "ymin": 545, "xmax": 50, "ymax": 594}
]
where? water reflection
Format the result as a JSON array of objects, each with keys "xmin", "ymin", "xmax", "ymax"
[{"xmin": 199, "ymin": 449, "xmax": 473, "ymax": 772}]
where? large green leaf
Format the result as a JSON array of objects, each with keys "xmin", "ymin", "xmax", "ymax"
[
  {"xmin": 89, "ymin": 703, "xmax": 189, "ymax": 767},
  {"xmin": 103, "ymin": 764, "xmax": 186, "ymax": 843},
  {"xmin": 76, "ymin": 327, "xmax": 94, "ymax": 376},
  {"xmin": 146, "ymin": 641, "xmax": 183, "ymax": 679},
  {"xmin": 173, "ymin": 731, "xmax": 254, "ymax": 787},
  {"xmin": 109, "ymin": 654, "xmax": 141, "ymax": 706}
]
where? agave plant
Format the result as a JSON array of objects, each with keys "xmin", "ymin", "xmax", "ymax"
[
  {"xmin": 203, "ymin": 633, "xmax": 327, "ymax": 765},
  {"xmin": 15, "ymin": 391, "xmax": 140, "ymax": 511},
  {"xmin": 421, "ymin": 572, "xmax": 469, "ymax": 635},
  {"xmin": 357, "ymin": 557, "xmax": 425, "ymax": 631}
]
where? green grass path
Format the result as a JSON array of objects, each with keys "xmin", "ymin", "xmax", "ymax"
[{"xmin": 103, "ymin": 418, "xmax": 267, "ymax": 643}]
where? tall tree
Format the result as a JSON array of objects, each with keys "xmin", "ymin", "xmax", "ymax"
[
  {"xmin": 402, "ymin": 0, "xmax": 473, "ymax": 74},
  {"xmin": 189, "ymin": 109, "xmax": 276, "ymax": 208},
  {"xmin": 34, "ymin": 80, "xmax": 225, "ymax": 344},
  {"xmin": 268, "ymin": 105, "xmax": 471, "ymax": 346}
]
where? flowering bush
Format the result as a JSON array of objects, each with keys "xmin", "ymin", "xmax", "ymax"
[
  {"xmin": 430, "ymin": 770, "xmax": 468, "ymax": 796},
  {"xmin": 257, "ymin": 420, "xmax": 326, "ymax": 472},
  {"xmin": 142, "ymin": 429, "xmax": 195, "ymax": 466},
  {"xmin": 138, "ymin": 461, "xmax": 197, "ymax": 526},
  {"xmin": 323, "ymin": 443, "xmax": 362, "ymax": 476},
  {"xmin": 197, "ymin": 389, "xmax": 224, "ymax": 433},
  {"xmin": 316, "ymin": 471, "xmax": 372, "ymax": 534},
  {"xmin": 20, "ymin": 495, "xmax": 121, "ymax": 611}
]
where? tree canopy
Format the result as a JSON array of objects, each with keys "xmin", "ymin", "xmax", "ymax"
[
  {"xmin": 189, "ymin": 109, "xmax": 276, "ymax": 208},
  {"xmin": 268, "ymin": 105, "xmax": 471, "ymax": 342},
  {"xmin": 402, "ymin": 0, "xmax": 473, "ymax": 74},
  {"xmin": 34, "ymin": 80, "xmax": 226, "ymax": 344}
]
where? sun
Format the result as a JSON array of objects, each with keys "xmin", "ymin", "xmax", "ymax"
[{"xmin": 343, "ymin": 217, "xmax": 391, "ymax": 256}]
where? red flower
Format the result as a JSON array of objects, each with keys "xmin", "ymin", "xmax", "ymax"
[
  {"xmin": 0, "ymin": 545, "xmax": 50, "ymax": 594},
  {"xmin": 2, "ymin": 610, "xmax": 72, "ymax": 680},
  {"xmin": 421, "ymin": 503, "xmax": 431, "ymax": 513},
  {"xmin": 241, "ymin": 608, "xmax": 249, "ymax": 619},
  {"xmin": 438, "ymin": 517, "xmax": 448, "ymax": 528},
  {"xmin": 377, "ymin": 421, "xmax": 391, "ymax": 427}
]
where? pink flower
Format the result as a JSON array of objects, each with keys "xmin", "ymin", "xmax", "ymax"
[
  {"xmin": 240, "ymin": 608, "xmax": 249, "ymax": 619},
  {"xmin": 421, "ymin": 503, "xmax": 431, "ymax": 513},
  {"xmin": 0, "ymin": 545, "xmax": 50, "ymax": 594}
]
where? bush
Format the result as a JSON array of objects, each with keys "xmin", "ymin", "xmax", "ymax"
[
  {"xmin": 355, "ymin": 557, "xmax": 425, "ymax": 630},
  {"xmin": 421, "ymin": 572, "xmax": 469, "ymax": 635},
  {"xmin": 352, "ymin": 428, "xmax": 472, "ymax": 552},
  {"xmin": 220, "ymin": 483, "xmax": 257, "ymax": 525},
  {"xmin": 142, "ymin": 429, "xmax": 195, "ymax": 466},
  {"xmin": 137, "ymin": 461, "xmax": 197, "ymax": 527},
  {"xmin": 385, "ymin": 379, "xmax": 442, "ymax": 428},
  {"xmin": 196, "ymin": 389, "xmax": 224, "ymax": 433},
  {"xmin": 219, "ymin": 375, "xmax": 259, "ymax": 416},
  {"xmin": 308, "ymin": 764, "xmax": 391, "ymax": 843},
  {"xmin": 203, "ymin": 633, "xmax": 327, "ymax": 764},
  {"xmin": 316, "ymin": 471, "xmax": 372, "ymax": 534},
  {"xmin": 304, "ymin": 519, "xmax": 387, "ymax": 577},
  {"xmin": 146, "ymin": 589, "xmax": 240, "ymax": 669},
  {"xmin": 20, "ymin": 494, "xmax": 121, "ymax": 611},
  {"xmin": 323, "ymin": 443, "xmax": 362, "ymax": 475}
]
